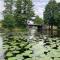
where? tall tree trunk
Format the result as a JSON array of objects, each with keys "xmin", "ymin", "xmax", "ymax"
[
  {"xmin": 49, "ymin": 24, "xmax": 50, "ymax": 36},
  {"xmin": 57, "ymin": 26, "xmax": 60, "ymax": 37},
  {"xmin": 51, "ymin": 25, "xmax": 53, "ymax": 37}
]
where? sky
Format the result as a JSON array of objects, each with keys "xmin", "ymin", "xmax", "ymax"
[
  {"xmin": 33, "ymin": 0, "xmax": 60, "ymax": 18},
  {"xmin": 33, "ymin": 0, "xmax": 49, "ymax": 18},
  {"xmin": 0, "ymin": 0, "xmax": 60, "ymax": 19}
]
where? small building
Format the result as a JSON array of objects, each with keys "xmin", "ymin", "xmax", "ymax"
[{"xmin": 27, "ymin": 20, "xmax": 34, "ymax": 25}]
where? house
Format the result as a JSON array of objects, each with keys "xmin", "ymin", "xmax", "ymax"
[{"xmin": 27, "ymin": 20, "xmax": 34, "ymax": 25}]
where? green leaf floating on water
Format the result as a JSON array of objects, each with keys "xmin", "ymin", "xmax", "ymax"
[
  {"xmin": 20, "ymin": 43, "xmax": 25, "ymax": 47},
  {"xmin": 54, "ymin": 58, "xmax": 60, "ymax": 60},
  {"xmin": 16, "ymin": 54, "xmax": 24, "ymax": 60},
  {"xmin": 9, "ymin": 47, "xmax": 15, "ymax": 51},
  {"xmin": 22, "ymin": 50, "xmax": 32, "ymax": 56},
  {"xmin": 8, "ymin": 57, "xmax": 16, "ymax": 60},
  {"xmin": 25, "ymin": 44, "xmax": 32, "ymax": 49},
  {"xmin": 6, "ymin": 52, "xmax": 13, "ymax": 57},
  {"xmin": 24, "ymin": 58, "xmax": 32, "ymax": 60},
  {"xmin": 39, "ymin": 57, "xmax": 51, "ymax": 60},
  {"xmin": 47, "ymin": 49, "xmax": 60, "ymax": 57},
  {"xmin": 13, "ymin": 50, "xmax": 20, "ymax": 54},
  {"xmin": 3, "ymin": 45, "xmax": 9, "ymax": 49}
]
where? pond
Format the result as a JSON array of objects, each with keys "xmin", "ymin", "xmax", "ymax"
[
  {"xmin": 29, "ymin": 27, "xmax": 60, "ymax": 60},
  {"xmin": 27, "ymin": 27, "xmax": 60, "ymax": 60},
  {"xmin": 0, "ymin": 27, "xmax": 60, "ymax": 60}
]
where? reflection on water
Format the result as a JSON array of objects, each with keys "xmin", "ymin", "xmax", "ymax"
[
  {"xmin": 0, "ymin": 33, "xmax": 5, "ymax": 60},
  {"xmin": 28, "ymin": 26, "xmax": 45, "ymax": 42},
  {"xmin": 0, "ymin": 36, "xmax": 3, "ymax": 48},
  {"xmin": 28, "ymin": 27, "xmax": 37, "ymax": 42},
  {"xmin": 28, "ymin": 26, "xmax": 60, "ymax": 60}
]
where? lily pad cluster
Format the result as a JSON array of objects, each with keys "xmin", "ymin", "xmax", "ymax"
[
  {"xmin": 32, "ymin": 37, "xmax": 60, "ymax": 60},
  {"xmin": 3, "ymin": 32, "xmax": 33, "ymax": 60},
  {"xmin": 43, "ymin": 38, "xmax": 60, "ymax": 60},
  {"xmin": 2, "ymin": 32, "xmax": 60, "ymax": 60}
]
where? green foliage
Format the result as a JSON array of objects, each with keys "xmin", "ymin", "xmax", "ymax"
[
  {"xmin": 3, "ymin": 0, "xmax": 34, "ymax": 29},
  {"xmin": 54, "ymin": 3, "xmax": 60, "ymax": 36},
  {"xmin": 34, "ymin": 16, "xmax": 43, "ymax": 25},
  {"xmin": 14, "ymin": 0, "xmax": 34, "ymax": 27},
  {"xmin": 54, "ymin": 3, "xmax": 60, "ymax": 27},
  {"xmin": 3, "ymin": 0, "xmax": 15, "ymax": 30},
  {"xmin": 44, "ymin": 0, "xmax": 57, "ymax": 25},
  {"xmin": 4, "ymin": 0, "xmax": 13, "ymax": 14},
  {"xmin": 43, "ymin": 0, "xmax": 59, "ymax": 36},
  {"xmin": 2, "ymin": 14, "xmax": 15, "ymax": 29}
]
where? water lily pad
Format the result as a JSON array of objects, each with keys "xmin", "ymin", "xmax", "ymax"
[
  {"xmin": 40, "ymin": 57, "xmax": 51, "ymax": 60},
  {"xmin": 8, "ymin": 57, "xmax": 16, "ymax": 60},
  {"xmin": 25, "ymin": 44, "xmax": 32, "ymax": 49},
  {"xmin": 6, "ymin": 52, "xmax": 13, "ymax": 57},
  {"xmin": 54, "ymin": 58, "xmax": 60, "ymax": 60},
  {"xmin": 22, "ymin": 50, "xmax": 32, "ymax": 56},
  {"xmin": 3, "ymin": 45, "xmax": 9, "ymax": 49},
  {"xmin": 13, "ymin": 50, "xmax": 20, "ymax": 54},
  {"xmin": 16, "ymin": 54, "xmax": 24, "ymax": 60}
]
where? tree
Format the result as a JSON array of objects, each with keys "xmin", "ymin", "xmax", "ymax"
[
  {"xmin": 3, "ymin": 0, "xmax": 15, "ymax": 30},
  {"xmin": 34, "ymin": 16, "xmax": 43, "ymax": 25},
  {"xmin": 14, "ymin": 0, "xmax": 34, "ymax": 27},
  {"xmin": 3, "ymin": 14, "xmax": 15, "ymax": 30},
  {"xmin": 54, "ymin": 3, "xmax": 60, "ymax": 36},
  {"xmin": 44, "ymin": 0, "xmax": 57, "ymax": 37},
  {"xmin": 4, "ymin": 0, "xmax": 13, "ymax": 14}
]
